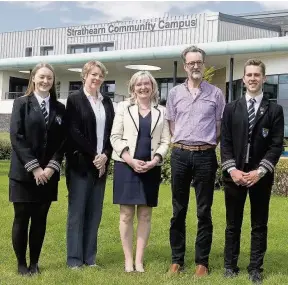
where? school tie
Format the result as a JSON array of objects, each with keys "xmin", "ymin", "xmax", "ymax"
[
  {"xmin": 248, "ymin": 98, "xmax": 256, "ymax": 141},
  {"xmin": 41, "ymin": 100, "xmax": 49, "ymax": 126}
]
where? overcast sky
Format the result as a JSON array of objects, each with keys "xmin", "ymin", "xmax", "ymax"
[{"xmin": 1, "ymin": 1, "xmax": 288, "ymax": 33}]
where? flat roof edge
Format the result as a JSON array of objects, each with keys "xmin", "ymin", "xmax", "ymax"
[
  {"xmin": 0, "ymin": 36, "xmax": 288, "ymax": 69},
  {"xmin": 219, "ymin": 12, "xmax": 281, "ymax": 32}
]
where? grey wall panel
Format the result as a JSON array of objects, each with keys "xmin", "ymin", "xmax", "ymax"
[
  {"xmin": 218, "ymin": 21, "xmax": 279, "ymax": 41},
  {"xmin": 0, "ymin": 13, "xmax": 250, "ymax": 58}
]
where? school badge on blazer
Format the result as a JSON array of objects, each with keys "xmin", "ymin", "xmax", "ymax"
[
  {"xmin": 56, "ymin": 115, "xmax": 62, "ymax": 125},
  {"xmin": 262, "ymin": 128, "xmax": 269, "ymax": 138}
]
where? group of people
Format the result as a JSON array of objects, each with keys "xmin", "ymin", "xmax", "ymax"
[{"xmin": 8, "ymin": 45, "xmax": 284, "ymax": 284}]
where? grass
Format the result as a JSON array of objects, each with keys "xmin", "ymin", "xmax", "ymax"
[
  {"xmin": 0, "ymin": 160, "xmax": 288, "ymax": 284},
  {"xmin": 0, "ymin": 132, "xmax": 10, "ymax": 143}
]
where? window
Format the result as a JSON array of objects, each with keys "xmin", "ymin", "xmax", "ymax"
[
  {"xmin": 25, "ymin": 47, "xmax": 32, "ymax": 57},
  {"xmin": 68, "ymin": 80, "xmax": 116, "ymax": 98},
  {"xmin": 69, "ymin": 81, "xmax": 82, "ymax": 93},
  {"xmin": 156, "ymin": 78, "xmax": 185, "ymax": 105},
  {"xmin": 67, "ymin": 43, "xmax": 114, "ymax": 54},
  {"xmin": 69, "ymin": 46, "xmax": 85, "ymax": 54},
  {"xmin": 101, "ymin": 81, "xmax": 115, "ymax": 98},
  {"xmin": 40, "ymin": 46, "xmax": 53, "ymax": 56}
]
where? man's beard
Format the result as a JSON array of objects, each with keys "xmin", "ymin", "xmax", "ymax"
[{"xmin": 189, "ymin": 71, "xmax": 202, "ymax": 80}]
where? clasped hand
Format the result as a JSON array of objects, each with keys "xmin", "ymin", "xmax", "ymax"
[
  {"xmin": 230, "ymin": 169, "xmax": 260, "ymax": 187},
  {"xmin": 93, "ymin": 154, "xmax": 108, "ymax": 178},
  {"xmin": 33, "ymin": 167, "xmax": 55, "ymax": 186},
  {"xmin": 129, "ymin": 159, "xmax": 156, "ymax": 173}
]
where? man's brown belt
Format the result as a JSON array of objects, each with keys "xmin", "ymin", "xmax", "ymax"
[{"xmin": 172, "ymin": 143, "xmax": 215, "ymax": 151}]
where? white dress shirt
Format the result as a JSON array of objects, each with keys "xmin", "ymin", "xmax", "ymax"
[
  {"xmin": 245, "ymin": 92, "xmax": 263, "ymax": 115},
  {"xmin": 34, "ymin": 92, "xmax": 50, "ymax": 115},
  {"xmin": 84, "ymin": 88, "xmax": 106, "ymax": 155}
]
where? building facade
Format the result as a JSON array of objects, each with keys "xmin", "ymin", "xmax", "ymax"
[{"xmin": 0, "ymin": 10, "xmax": 288, "ymax": 135}]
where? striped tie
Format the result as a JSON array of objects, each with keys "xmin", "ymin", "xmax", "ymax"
[
  {"xmin": 41, "ymin": 100, "xmax": 49, "ymax": 125},
  {"xmin": 248, "ymin": 98, "xmax": 256, "ymax": 141}
]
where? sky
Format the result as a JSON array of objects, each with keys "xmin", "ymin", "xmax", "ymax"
[{"xmin": 1, "ymin": 1, "xmax": 288, "ymax": 33}]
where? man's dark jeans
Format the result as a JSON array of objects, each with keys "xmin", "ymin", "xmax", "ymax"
[{"xmin": 169, "ymin": 146, "xmax": 218, "ymax": 268}]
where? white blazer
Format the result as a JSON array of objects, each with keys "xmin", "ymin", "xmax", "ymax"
[{"xmin": 110, "ymin": 100, "xmax": 171, "ymax": 165}]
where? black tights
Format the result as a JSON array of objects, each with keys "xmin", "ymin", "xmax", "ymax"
[{"xmin": 12, "ymin": 202, "xmax": 51, "ymax": 266}]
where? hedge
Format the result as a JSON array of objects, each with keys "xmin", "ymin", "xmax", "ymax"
[{"xmin": 1, "ymin": 139, "xmax": 288, "ymax": 196}]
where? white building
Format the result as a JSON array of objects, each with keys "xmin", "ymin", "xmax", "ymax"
[{"xmin": 1, "ymin": 11, "xmax": 288, "ymax": 135}]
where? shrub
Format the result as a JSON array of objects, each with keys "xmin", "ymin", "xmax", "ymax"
[
  {"xmin": 272, "ymin": 159, "xmax": 288, "ymax": 196},
  {"xmin": 0, "ymin": 140, "xmax": 11, "ymax": 160}
]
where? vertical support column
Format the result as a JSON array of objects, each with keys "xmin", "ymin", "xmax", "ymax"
[
  {"xmin": 228, "ymin": 57, "xmax": 234, "ymax": 103},
  {"xmin": 173, "ymin": 61, "xmax": 177, "ymax": 87}
]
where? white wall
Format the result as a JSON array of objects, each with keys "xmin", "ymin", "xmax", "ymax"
[
  {"xmin": 0, "ymin": 71, "xmax": 30, "ymax": 100},
  {"xmin": 226, "ymin": 54, "xmax": 288, "ymax": 81}
]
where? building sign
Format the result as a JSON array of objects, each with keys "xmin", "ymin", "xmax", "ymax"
[{"xmin": 67, "ymin": 19, "xmax": 197, "ymax": 37}]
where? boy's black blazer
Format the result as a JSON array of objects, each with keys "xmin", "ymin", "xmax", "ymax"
[
  {"xmin": 221, "ymin": 95, "xmax": 284, "ymax": 182},
  {"xmin": 9, "ymin": 94, "xmax": 66, "ymax": 182},
  {"xmin": 65, "ymin": 87, "xmax": 115, "ymax": 174}
]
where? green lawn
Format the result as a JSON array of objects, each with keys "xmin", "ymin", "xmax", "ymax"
[
  {"xmin": 0, "ymin": 160, "xmax": 288, "ymax": 284},
  {"xmin": 0, "ymin": 132, "xmax": 10, "ymax": 142}
]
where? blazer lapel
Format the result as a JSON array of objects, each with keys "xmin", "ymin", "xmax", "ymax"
[
  {"xmin": 80, "ymin": 88, "xmax": 97, "ymax": 123},
  {"xmin": 239, "ymin": 96, "xmax": 249, "ymax": 139},
  {"xmin": 29, "ymin": 94, "xmax": 46, "ymax": 129},
  {"xmin": 48, "ymin": 99, "xmax": 56, "ymax": 129},
  {"xmin": 150, "ymin": 105, "xmax": 161, "ymax": 135},
  {"xmin": 128, "ymin": 104, "xmax": 139, "ymax": 132},
  {"xmin": 253, "ymin": 95, "xmax": 269, "ymax": 127}
]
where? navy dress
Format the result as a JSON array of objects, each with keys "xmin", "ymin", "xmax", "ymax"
[{"xmin": 113, "ymin": 112, "xmax": 161, "ymax": 207}]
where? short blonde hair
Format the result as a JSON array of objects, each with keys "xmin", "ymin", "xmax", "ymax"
[
  {"xmin": 128, "ymin": 71, "xmax": 159, "ymax": 104},
  {"xmin": 81, "ymin": 60, "xmax": 107, "ymax": 83},
  {"xmin": 244, "ymin": 59, "xmax": 266, "ymax": 75}
]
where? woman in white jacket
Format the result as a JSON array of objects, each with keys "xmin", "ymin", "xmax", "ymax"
[{"xmin": 110, "ymin": 71, "xmax": 170, "ymax": 273}]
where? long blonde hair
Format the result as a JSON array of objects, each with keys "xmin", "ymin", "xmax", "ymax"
[
  {"xmin": 25, "ymin": 63, "xmax": 57, "ymax": 100},
  {"xmin": 128, "ymin": 71, "xmax": 159, "ymax": 105}
]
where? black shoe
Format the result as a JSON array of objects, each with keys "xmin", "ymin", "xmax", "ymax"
[
  {"xmin": 17, "ymin": 264, "xmax": 30, "ymax": 276},
  {"xmin": 249, "ymin": 270, "xmax": 263, "ymax": 284},
  {"xmin": 224, "ymin": 268, "xmax": 239, "ymax": 278},
  {"xmin": 29, "ymin": 264, "xmax": 40, "ymax": 275}
]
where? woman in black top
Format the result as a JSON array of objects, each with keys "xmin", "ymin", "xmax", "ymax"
[
  {"xmin": 9, "ymin": 63, "xmax": 66, "ymax": 275},
  {"xmin": 65, "ymin": 60, "xmax": 115, "ymax": 268}
]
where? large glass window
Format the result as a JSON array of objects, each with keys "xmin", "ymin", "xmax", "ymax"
[
  {"xmin": 68, "ymin": 43, "xmax": 114, "ymax": 54},
  {"xmin": 25, "ymin": 47, "xmax": 32, "ymax": 57},
  {"xmin": 69, "ymin": 81, "xmax": 82, "ymax": 93},
  {"xmin": 69, "ymin": 81, "xmax": 115, "ymax": 99},
  {"xmin": 101, "ymin": 81, "xmax": 115, "ymax": 98},
  {"xmin": 156, "ymin": 78, "xmax": 185, "ymax": 105},
  {"xmin": 40, "ymin": 46, "xmax": 53, "ymax": 56}
]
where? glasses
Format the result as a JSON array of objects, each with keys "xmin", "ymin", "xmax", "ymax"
[{"xmin": 185, "ymin": 61, "xmax": 204, "ymax": 67}]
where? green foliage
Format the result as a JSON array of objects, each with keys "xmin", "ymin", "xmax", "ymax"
[
  {"xmin": 203, "ymin": 66, "xmax": 216, "ymax": 83},
  {"xmin": 272, "ymin": 159, "xmax": 288, "ymax": 196},
  {"xmin": 0, "ymin": 140, "xmax": 11, "ymax": 160}
]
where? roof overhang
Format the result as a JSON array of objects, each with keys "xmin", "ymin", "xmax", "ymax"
[{"xmin": 0, "ymin": 36, "xmax": 288, "ymax": 71}]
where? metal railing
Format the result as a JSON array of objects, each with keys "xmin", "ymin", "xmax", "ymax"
[
  {"xmin": 4, "ymin": 91, "xmax": 126, "ymax": 102},
  {"xmin": 4, "ymin": 92, "xmax": 25, "ymax": 99}
]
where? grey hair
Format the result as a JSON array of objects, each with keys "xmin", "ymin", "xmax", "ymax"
[{"xmin": 181, "ymin": 45, "xmax": 206, "ymax": 63}]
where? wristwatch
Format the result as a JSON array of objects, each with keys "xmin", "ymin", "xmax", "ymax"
[{"xmin": 257, "ymin": 167, "xmax": 267, "ymax": 179}]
